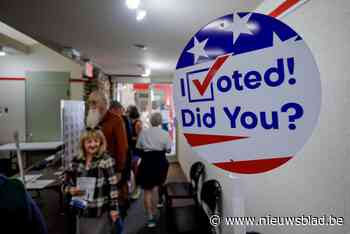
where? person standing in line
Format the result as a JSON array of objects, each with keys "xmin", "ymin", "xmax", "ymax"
[
  {"xmin": 63, "ymin": 129, "xmax": 119, "ymax": 234},
  {"xmin": 87, "ymin": 91, "xmax": 129, "ymax": 219},
  {"xmin": 136, "ymin": 112, "xmax": 171, "ymax": 228},
  {"xmin": 126, "ymin": 105, "xmax": 143, "ymax": 200},
  {"xmin": 109, "ymin": 101, "xmax": 133, "ymax": 201},
  {"xmin": 160, "ymin": 103, "xmax": 170, "ymax": 132}
]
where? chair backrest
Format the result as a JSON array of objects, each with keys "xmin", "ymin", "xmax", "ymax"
[
  {"xmin": 189, "ymin": 161, "xmax": 205, "ymax": 191},
  {"xmin": 200, "ymin": 179, "xmax": 222, "ymax": 214}
]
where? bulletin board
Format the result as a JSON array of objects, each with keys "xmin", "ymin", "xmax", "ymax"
[{"xmin": 61, "ymin": 100, "xmax": 85, "ymax": 169}]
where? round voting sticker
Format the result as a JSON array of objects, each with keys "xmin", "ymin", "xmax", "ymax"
[{"xmin": 174, "ymin": 12, "xmax": 321, "ymax": 174}]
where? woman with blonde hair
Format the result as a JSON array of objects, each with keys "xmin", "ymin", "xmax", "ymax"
[{"xmin": 64, "ymin": 129, "xmax": 120, "ymax": 234}]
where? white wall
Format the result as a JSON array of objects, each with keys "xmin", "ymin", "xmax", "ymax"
[
  {"xmin": 255, "ymin": 0, "xmax": 286, "ymax": 15},
  {"xmin": 70, "ymin": 82, "xmax": 84, "ymax": 100},
  {"xmin": 242, "ymin": 1, "xmax": 348, "ymax": 234},
  {"xmin": 0, "ymin": 43, "xmax": 82, "ymax": 78},
  {"xmin": 178, "ymin": 1, "xmax": 350, "ymax": 234},
  {"xmin": 0, "ymin": 43, "xmax": 84, "ymax": 144},
  {"xmin": 0, "ymin": 43, "xmax": 84, "ymax": 100},
  {"xmin": 178, "ymin": 128, "xmax": 245, "ymax": 234}
]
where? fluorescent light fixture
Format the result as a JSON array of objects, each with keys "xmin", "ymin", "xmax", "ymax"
[
  {"xmin": 147, "ymin": 61, "xmax": 168, "ymax": 70},
  {"xmin": 136, "ymin": 9, "xmax": 147, "ymax": 21},
  {"xmin": 126, "ymin": 0, "xmax": 140, "ymax": 9},
  {"xmin": 141, "ymin": 68, "xmax": 151, "ymax": 77}
]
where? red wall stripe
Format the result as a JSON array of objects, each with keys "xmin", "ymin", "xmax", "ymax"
[
  {"xmin": 0, "ymin": 77, "xmax": 88, "ymax": 83},
  {"xmin": 0, "ymin": 77, "xmax": 26, "ymax": 81},
  {"xmin": 268, "ymin": 0, "xmax": 301, "ymax": 18}
]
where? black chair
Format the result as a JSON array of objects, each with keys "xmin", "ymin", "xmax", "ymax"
[
  {"xmin": 201, "ymin": 180, "xmax": 222, "ymax": 234},
  {"xmin": 168, "ymin": 178, "xmax": 212, "ymax": 234},
  {"xmin": 164, "ymin": 161, "xmax": 205, "ymax": 208},
  {"xmin": 200, "ymin": 179, "xmax": 222, "ymax": 214}
]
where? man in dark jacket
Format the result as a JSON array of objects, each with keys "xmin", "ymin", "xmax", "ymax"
[{"xmin": 0, "ymin": 175, "xmax": 48, "ymax": 234}]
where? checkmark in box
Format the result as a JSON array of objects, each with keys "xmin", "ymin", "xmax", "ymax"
[{"xmin": 186, "ymin": 68, "xmax": 214, "ymax": 103}]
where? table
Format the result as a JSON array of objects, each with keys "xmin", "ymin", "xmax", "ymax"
[
  {"xmin": 1, "ymin": 142, "xmax": 66, "ymax": 213},
  {"xmin": 18, "ymin": 158, "xmax": 65, "ymax": 213},
  {"xmin": 0, "ymin": 141, "xmax": 64, "ymax": 152},
  {"xmin": 0, "ymin": 141, "xmax": 64, "ymax": 170}
]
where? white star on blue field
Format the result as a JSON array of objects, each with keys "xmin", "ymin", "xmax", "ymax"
[
  {"xmin": 177, "ymin": 12, "xmax": 302, "ymax": 69},
  {"xmin": 187, "ymin": 37, "xmax": 209, "ymax": 64}
]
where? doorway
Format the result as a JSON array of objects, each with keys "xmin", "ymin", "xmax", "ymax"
[
  {"xmin": 26, "ymin": 71, "xmax": 70, "ymax": 142},
  {"xmin": 115, "ymin": 83, "xmax": 176, "ymax": 156}
]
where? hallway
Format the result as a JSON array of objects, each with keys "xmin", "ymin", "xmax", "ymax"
[{"xmin": 40, "ymin": 163, "xmax": 189, "ymax": 234}]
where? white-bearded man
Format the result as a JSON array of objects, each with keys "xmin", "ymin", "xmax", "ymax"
[{"xmin": 87, "ymin": 91, "xmax": 129, "ymax": 219}]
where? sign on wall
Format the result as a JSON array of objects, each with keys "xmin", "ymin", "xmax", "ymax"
[
  {"xmin": 61, "ymin": 100, "xmax": 85, "ymax": 169},
  {"xmin": 174, "ymin": 12, "xmax": 321, "ymax": 174}
]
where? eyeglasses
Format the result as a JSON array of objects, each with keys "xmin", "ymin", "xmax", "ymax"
[{"xmin": 86, "ymin": 126, "xmax": 101, "ymax": 131}]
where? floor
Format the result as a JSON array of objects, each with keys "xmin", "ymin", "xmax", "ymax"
[
  {"xmin": 34, "ymin": 162, "xmax": 189, "ymax": 234},
  {"xmin": 124, "ymin": 163, "xmax": 187, "ymax": 234}
]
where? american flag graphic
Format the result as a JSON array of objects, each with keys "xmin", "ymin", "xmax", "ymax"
[
  {"xmin": 176, "ymin": 12, "xmax": 300, "ymax": 70},
  {"xmin": 174, "ymin": 12, "xmax": 321, "ymax": 174}
]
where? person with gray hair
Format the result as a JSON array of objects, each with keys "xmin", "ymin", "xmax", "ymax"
[
  {"xmin": 136, "ymin": 112, "xmax": 172, "ymax": 228},
  {"xmin": 150, "ymin": 112, "xmax": 162, "ymax": 127}
]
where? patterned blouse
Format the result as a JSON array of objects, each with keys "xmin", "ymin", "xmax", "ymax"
[{"xmin": 64, "ymin": 152, "xmax": 119, "ymax": 217}]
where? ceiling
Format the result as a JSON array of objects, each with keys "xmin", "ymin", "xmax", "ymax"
[
  {"xmin": 0, "ymin": 21, "xmax": 37, "ymax": 46},
  {"xmin": 0, "ymin": 0, "xmax": 263, "ymax": 78}
]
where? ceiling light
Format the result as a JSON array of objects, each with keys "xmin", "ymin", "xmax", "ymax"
[
  {"xmin": 136, "ymin": 9, "xmax": 147, "ymax": 21},
  {"xmin": 147, "ymin": 61, "xmax": 169, "ymax": 70},
  {"xmin": 141, "ymin": 68, "xmax": 151, "ymax": 77},
  {"xmin": 126, "ymin": 0, "xmax": 140, "ymax": 9}
]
